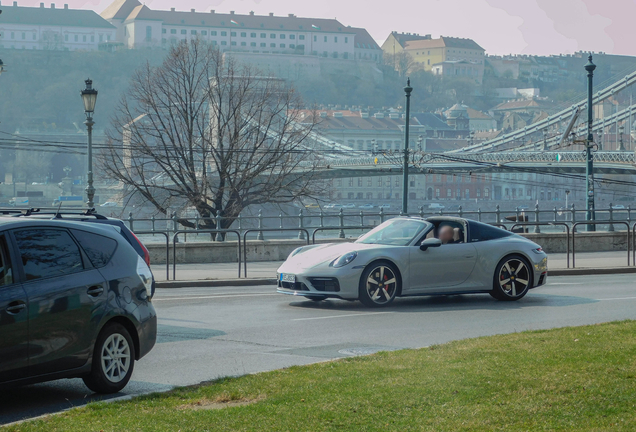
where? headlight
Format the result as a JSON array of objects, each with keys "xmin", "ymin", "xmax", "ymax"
[
  {"xmin": 331, "ymin": 251, "xmax": 357, "ymax": 268},
  {"xmin": 288, "ymin": 247, "xmax": 304, "ymax": 259}
]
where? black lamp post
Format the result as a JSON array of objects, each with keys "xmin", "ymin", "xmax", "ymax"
[
  {"xmin": 618, "ymin": 125, "xmax": 625, "ymax": 151},
  {"xmin": 584, "ymin": 56, "xmax": 596, "ymax": 231},
  {"xmin": 80, "ymin": 79, "xmax": 98, "ymax": 209},
  {"xmin": 402, "ymin": 78, "xmax": 413, "ymax": 214},
  {"xmin": 0, "ymin": 59, "xmax": 5, "ymax": 76}
]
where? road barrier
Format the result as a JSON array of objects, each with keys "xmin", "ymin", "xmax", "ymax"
[
  {"xmin": 172, "ymin": 230, "xmax": 241, "ymax": 280},
  {"xmin": 242, "ymin": 228, "xmax": 310, "ymax": 278},
  {"xmin": 572, "ymin": 222, "xmax": 630, "ymax": 268},
  {"xmin": 510, "ymin": 222, "xmax": 570, "ymax": 268}
]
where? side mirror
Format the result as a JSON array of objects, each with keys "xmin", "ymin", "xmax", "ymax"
[{"xmin": 420, "ymin": 238, "xmax": 442, "ymax": 251}]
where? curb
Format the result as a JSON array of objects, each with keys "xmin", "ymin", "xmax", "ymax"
[
  {"xmin": 156, "ymin": 278, "xmax": 277, "ymax": 288},
  {"xmin": 548, "ymin": 267, "xmax": 636, "ymax": 276},
  {"xmin": 155, "ymin": 267, "xmax": 636, "ymax": 288}
]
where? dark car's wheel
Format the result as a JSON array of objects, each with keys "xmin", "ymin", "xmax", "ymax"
[
  {"xmin": 83, "ymin": 323, "xmax": 135, "ymax": 394},
  {"xmin": 306, "ymin": 295, "xmax": 327, "ymax": 302},
  {"xmin": 490, "ymin": 255, "xmax": 532, "ymax": 301},
  {"xmin": 359, "ymin": 261, "xmax": 399, "ymax": 307}
]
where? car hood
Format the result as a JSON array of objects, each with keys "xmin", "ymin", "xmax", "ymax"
[{"xmin": 280, "ymin": 242, "xmax": 384, "ymax": 271}]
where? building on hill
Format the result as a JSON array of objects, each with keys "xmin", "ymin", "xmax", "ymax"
[
  {"xmin": 382, "ymin": 33, "xmax": 485, "ymax": 83},
  {"xmin": 100, "ymin": 0, "xmax": 380, "ymax": 62},
  {"xmin": 0, "ymin": 1, "xmax": 116, "ymax": 51},
  {"xmin": 443, "ymin": 103, "xmax": 497, "ymax": 131}
]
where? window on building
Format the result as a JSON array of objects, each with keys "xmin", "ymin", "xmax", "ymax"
[
  {"xmin": 221, "ymin": 41, "xmax": 227, "ymax": 45},
  {"xmin": 447, "ymin": 189, "xmax": 452, "ymax": 197},
  {"xmin": 313, "ymin": 35, "xmax": 317, "ymax": 42},
  {"xmin": 395, "ymin": 178, "xmax": 400, "ymax": 187},
  {"xmin": 299, "ymin": 35, "xmax": 305, "ymax": 40},
  {"xmin": 280, "ymin": 43, "xmax": 285, "ymax": 48},
  {"xmin": 270, "ymin": 43, "xmax": 276, "ymax": 47},
  {"xmin": 357, "ymin": 178, "xmax": 363, "ymax": 187},
  {"xmin": 324, "ymin": 36, "xmax": 327, "ymax": 42},
  {"xmin": 250, "ymin": 42, "xmax": 256, "ymax": 47},
  {"xmin": 33, "ymin": 33, "xmax": 37, "ymax": 40},
  {"xmin": 290, "ymin": 44, "xmax": 295, "ymax": 49},
  {"xmin": 367, "ymin": 178, "xmax": 372, "ymax": 187},
  {"xmin": 241, "ymin": 42, "xmax": 246, "ymax": 46},
  {"xmin": 378, "ymin": 193, "xmax": 383, "ymax": 199},
  {"xmin": 221, "ymin": 31, "xmax": 227, "ymax": 36},
  {"xmin": 465, "ymin": 189, "xmax": 470, "ymax": 199},
  {"xmin": 250, "ymin": 32, "xmax": 256, "ymax": 37},
  {"xmin": 280, "ymin": 34, "xmax": 286, "ymax": 39},
  {"xmin": 21, "ymin": 32, "xmax": 25, "ymax": 40},
  {"xmin": 74, "ymin": 35, "xmax": 78, "ymax": 42},
  {"xmin": 336, "ymin": 179, "xmax": 342, "ymax": 187},
  {"xmin": 290, "ymin": 34, "xmax": 295, "ymax": 40},
  {"xmin": 146, "ymin": 26, "xmax": 152, "ymax": 41},
  {"xmin": 334, "ymin": 36, "xmax": 338, "ymax": 42},
  {"xmin": 190, "ymin": 30, "xmax": 196, "ymax": 35},
  {"xmin": 377, "ymin": 178, "xmax": 382, "ymax": 187},
  {"xmin": 484, "ymin": 188, "xmax": 490, "ymax": 198},
  {"xmin": 240, "ymin": 32, "xmax": 246, "ymax": 37},
  {"xmin": 229, "ymin": 32, "xmax": 235, "ymax": 37},
  {"xmin": 476, "ymin": 188, "xmax": 481, "ymax": 197},
  {"xmin": 456, "ymin": 188, "xmax": 461, "ymax": 198},
  {"xmin": 211, "ymin": 31, "xmax": 217, "ymax": 36},
  {"xmin": 367, "ymin": 192, "xmax": 373, "ymax": 200},
  {"xmin": 348, "ymin": 192, "xmax": 354, "ymax": 199},
  {"xmin": 345, "ymin": 37, "xmax": 348, "ymax": 43},
  {"xmin": 201, "ymin": 30, "xmax": 207, "ymax": 35},
  {"xmin": 260, "ymin": 42, "xmax": 266, "ymax": 47},
  {"xmin": 436, "ymin": 188, "xmax": 440, "ymax": 198},
  {"xmin": 260, "ymin": 33, "xmax": 266, "ymax": 38},
  {"xmin": 270, "ymin": 33, "xmax": 276, "ymax": 38},
  {"xmin": 171, "ymin": 29, "xmax": 177, "ymax": 34},
  {"xmin": 91, "ymin": 35, "xmax": 94, "ymax": 42},
  {"xmin": 348, "ymin": 178, "xmax": 354, "ymax": 187},
  {"xmin": 231, "ymin": 41, "xmax": 237, "ymax": 46}
]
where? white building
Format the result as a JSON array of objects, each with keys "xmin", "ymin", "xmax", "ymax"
[
  {"xmin": 0, "ymin": 1, "xmax": 116, "ymax": 51},
  {"xmin": 101, "ymin": 0, "xmax": 380, "ymax": 61}
]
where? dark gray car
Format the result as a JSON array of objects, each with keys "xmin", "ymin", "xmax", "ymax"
[{"xmin": 0, "ymin": 218, "xmax": 157, "ymax": 393}]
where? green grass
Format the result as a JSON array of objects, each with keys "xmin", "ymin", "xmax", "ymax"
[{"xmin": 6, "ymin": 321, "xmax": 636, "ymax": 431}]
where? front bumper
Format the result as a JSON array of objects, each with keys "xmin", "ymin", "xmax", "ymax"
[
  {"xmin": 530, "ymin": 255, "xmax": 548, "ymax": 289},
  {"xmin": 276, "ymin": 264, "xmax": 363, "ymax": 300}
]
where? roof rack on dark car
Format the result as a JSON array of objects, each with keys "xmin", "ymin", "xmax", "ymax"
[{"xmin": 0, "ymin": 207, "xmax": 108, "ymax": 219}]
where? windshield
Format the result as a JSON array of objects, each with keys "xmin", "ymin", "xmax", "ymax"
[{"xmin": 356, "ymin": 219, "xmax": 431, "ymax": 246}]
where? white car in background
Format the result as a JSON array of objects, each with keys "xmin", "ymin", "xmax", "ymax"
[{"xmin": 358, "ymin": 204, "xmax": 375, "ymax": 210}]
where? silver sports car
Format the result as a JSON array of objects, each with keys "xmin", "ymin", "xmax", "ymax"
[{"xmin": 276, "ymin": 217, "xmax": 548, "ymax": 307}]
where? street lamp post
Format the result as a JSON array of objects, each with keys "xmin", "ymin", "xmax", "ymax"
[
  {"xmin": 80, "ymin": 79, "xmax": 98, "ymax": 209},
  {"xmin": 618, "ymin": 125, "xmax": 625, "ymax": 151},
  {"xmin": 584, "ymin": 55, "xmax": 596, "ymax": 231},
  {"xmin": 402, "ymin": 78, "xmax": 413, "ymax": 214}
]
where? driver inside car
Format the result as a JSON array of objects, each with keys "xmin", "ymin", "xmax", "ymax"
[{"xmin": 438, "ymin": 225, "xmax": 456, "ymax": 244}]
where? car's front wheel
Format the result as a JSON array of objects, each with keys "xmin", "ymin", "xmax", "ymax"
[
  {"xmin": 490, "ymin": 255, "xmax": 532, "ymax": 301},
  {"xmin": 359, "ymin": 261, "xmax": 399, "ymax": 307},
  {"xmin": 83, "ymin": 323, "xmax": 135, "ymax": 394}
]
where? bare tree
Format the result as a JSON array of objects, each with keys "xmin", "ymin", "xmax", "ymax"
[
  {"xmin": 100, "ymin": 39, "xmax": 323, "ymax": 229},
  {"xmin": 384, "ymin": 51, "xmax": 417, "ymax": 78}
]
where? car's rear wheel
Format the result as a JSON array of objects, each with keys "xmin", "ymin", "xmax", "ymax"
[
  {"xmin": 83, "ymin": 323, "xmax": 135, "ymax": 394},
  {"xmin": 490, "ymin": 255, "xmax": 532, "ymax": 301},
  {"xmin": 359, "ymin": 261, "xmax": 399, "ymax": 307}
]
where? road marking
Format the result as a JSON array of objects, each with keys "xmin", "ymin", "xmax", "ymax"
[
  {"xmin": 154, "ymin": 293, "xmax": 277, "ymax": 301},
  {"xmin": 596, "ymin": 296, "xmax": 636, "ymax": 301},
  {"xmin": 547, "ymin": 283, "xmax": 580, "ymax": 285},
  {"xmin": 292, "ymin": 311, "xmax": 395, "ymax": 321}
]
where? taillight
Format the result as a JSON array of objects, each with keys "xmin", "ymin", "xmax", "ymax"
[{"xmin": 130, "ymin": 230, "xmax": 151, "ymax": 266}]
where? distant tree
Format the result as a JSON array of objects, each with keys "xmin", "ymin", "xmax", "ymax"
[
  {"xmin": 100, "ymin": 39, "xmax": 324, "ymax": 230},
  {"xmin": 384, "ymin": 51, "xmax": 417, "ymax": 78}
]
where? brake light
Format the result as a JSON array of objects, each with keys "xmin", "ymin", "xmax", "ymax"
[{"xmin": 130, "ymin": 230, "xmax": 151, "ymax": 266}]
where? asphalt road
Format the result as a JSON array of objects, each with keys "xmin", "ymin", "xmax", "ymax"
[{"xmin": 2, "ymin": 273, "xmax": 635, "ymax": 425}]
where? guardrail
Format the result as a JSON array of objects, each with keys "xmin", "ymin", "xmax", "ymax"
[
  {"xmin": 311, "ymin": 226, "xmax": 376, "ymax": 244},
  {"xmin": 172, "ymin": 230, "xmax": 241, "ymax": 280},
  {"xmin": 242, "ymin": 228, "xmax": 310, "ymax": 278},
  {"xmin": 572, "ymin": 221, "xmax": 630, "ymax": 268},
  {"xmin": 510, "ymin": 222, "xmax": 570, "ymax": 268}
]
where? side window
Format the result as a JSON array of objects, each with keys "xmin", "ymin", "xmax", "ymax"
[
  {"xmin": 71, "ymin": 230, "xmax": 117, "ymax": 268},
  {"xmin": 0, "ymin": 234, "xmax": 14, "ymax": 286},
  {"xmin": 14, "ymin": 229, "xmax": 84, "ymax": 281},
  {"xmin": 469, "ymin": 222, "xmax": 513, "ymax": 242}
]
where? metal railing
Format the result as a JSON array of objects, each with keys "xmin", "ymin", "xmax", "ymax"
[
  {"xmin": 242, "ymin": 228, "xmax": 310, "ymax": 278},
  {"xmin": 134, "ymin": 231, "xmax": 170, "ymax": 280},
  {"xmin": 572, "ymin": 221, "xmax": 630, "ymax": 268},
  {"xmin": 172, "ymin": 230, "xmax": 241, "ymax": 280},
  {"xmin": 510, "ymin": 222, "xmax": 571, "ymax": 268}
]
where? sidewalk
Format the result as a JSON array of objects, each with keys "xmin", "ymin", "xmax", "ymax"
[{"xmin": 153, "ymin": 251, "xmax": 634, "ymax": 285}]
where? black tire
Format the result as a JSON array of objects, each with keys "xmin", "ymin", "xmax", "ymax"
[
  {"xmin": 490, "ymin": 254, "xmax": 532, "ymax": 301},
  {"xmin": 359, "ymin": 260, "xmax": 400, "ymax": 307},
  {"xmin": 306, "ymin": 295, "xmax": 327, "ymax": 302},
  {"xmin": 83, "ymin": 323, "xmax": 136, "ymax": 394}
]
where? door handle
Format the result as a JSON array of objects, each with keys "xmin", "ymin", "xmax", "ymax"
[
  {"xmin": 6, "ymin": 300, "xmax": 26, "ymax": 314},
  {"xmin": 87, "ymin": 286, "xmax": 104, "ymax": 297},
  {"xmin": 463, "ymin": 255, "xmax": 475, "ymax": 259}
]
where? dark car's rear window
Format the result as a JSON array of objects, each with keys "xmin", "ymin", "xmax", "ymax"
[{"xmin": 71, "ymin": 229, "xmax": 118, "ymax": 268}]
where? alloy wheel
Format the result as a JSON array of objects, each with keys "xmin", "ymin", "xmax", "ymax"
[
  {"xmin": 100, "ymin": 333, "xmax": 131, "ymax": 383},
  {"xmin": 498, "ymin": 258, "xmax": 530, "ymax": 297},
  {"xmin": 366, "ymin": 265, "xmax": 397, "ymax": 305}
]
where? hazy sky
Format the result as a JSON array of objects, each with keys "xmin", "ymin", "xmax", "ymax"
[{"xmin": 39, "ymin": 0, "xmax": 633, "ymax": 56}]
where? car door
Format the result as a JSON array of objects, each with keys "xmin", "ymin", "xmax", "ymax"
[
  {"xmin": 12, "ymin": 227, "xmax": 109, "ymax": 376},
  {"xmin": 0, "ymin": 233, "xmax": 29, "ymax": 382},
  {"xmin": 407, "ymin": 229, "xmax": 477, "ymax": 292}
]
